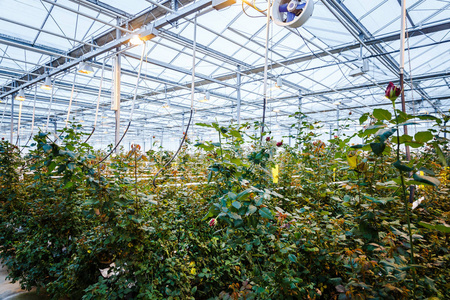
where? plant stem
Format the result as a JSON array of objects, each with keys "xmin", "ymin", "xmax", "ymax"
[{"xmin": 394, "ymin": 109, "xmax": 417, "ymax": 299}]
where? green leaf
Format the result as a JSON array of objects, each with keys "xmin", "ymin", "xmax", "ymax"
[
  {"xmin": 229, "ymin": 129, "xmax": 242, "ymax": 139},
  {"xmin": 258, "ymin": 207, "xmax": 273, "ymax": 219},
  {"xmin": 373, "ymin": 109, "xmax": 392, "ymax": 121},
  {"xmin": 195, "ymin": 122, "xmax": 213, "ymax": 128},
  {"xmin": 414, "ymin": 131, "xmax": 433, "ymax": 143},
  {"xmin": 418, "ymin": 222, "xmax": 450, "ymax": 233},
  {"xmin": 288, "ymin": 254, "xmax": 297, "ymax": 263},
  {"xmin": 247, "ymin": 205, "xmax": 257, "ymax": 215},
  {"xmin": 228, "ymin": 192, "xmax": 237, "ymax": 201},
  {"xmin": 432, "ymin": 142, "xmax": 448, "ymax": 167},
  {"xmin": 413, "ymin": 173, "xmax": 440, "ymax": 186},
  {"xmin": 236, "ymin": 189, "xmax": 252, "ymax": 201},
  {"xmin": 359, "ymin": 113, "xmax": 369, "ymax": 125},
  {"xmin": 47, "ymin": 161, "xmax": 56, "ymax": 173},
  {"xmin": 232, "ymin": 201, "xmax": 241, "ymax": 210},
  {"xmin": 415, "ymin": 114, "xmax": 442, "ymax": 124},
  {"xmin": 42, "ymin": 143, "xmax": 52, "ymax": 153},
  {"xmin": 350, "ymin": 144, "xmax": 366, "ymax": 149},
  {"xmin": 370, "ymin": 142, "xmax": 385, "ymax": 156},
  {"xmin": 63, "ymin": 181, "xmax": 73, "ymax": 189},
  {"xmin": 363, "ymin": 195, "xmax": 387, "ymax": 204},
  {"xmin": 375, "ymin": 128, "xmax": 396, "ymax": 143},
  {"xmin": 393, "ymin": 160, "xmax": 414, "ymax": 172},
  {"xmin": 67, "ymin": 162, "xmax": 75, "ymax": 171}
]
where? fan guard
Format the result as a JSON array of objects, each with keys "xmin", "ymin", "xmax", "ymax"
[{"xmin": 271, "ymin": 0, "xmax": 314, "ymax": 28}]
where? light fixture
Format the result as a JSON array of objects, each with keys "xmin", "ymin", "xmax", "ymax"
[
  {"xmin": 162, "ymin": 99, "xmax": 170, "ymax": 109},
  {"xmin": 276, "ymin": 77, "xmax": 282, "ymax": 88},
  {"xmin": 78, "ymin": 62, "xmax": 94, "ymax": 75},
  {"xmin": 200, "ymin": 91, "xmax": 210, "ymax": 103},
  {"xmin": 333, "ymin": 100, "xmax": 341, "ymax": 106},
  {"xmin": 15, "ymin": 89, "xmax": 25, "ymax": 101},
  {"xmin": 130, "ymin": 35, "xmax": 143, "ymax": 46},
  {"xmin": 40, "ymin": 77, "xmax": 52, "ymax": 90},
  {"xmin": 273, "ymin": 108, "xmax": 281, "ymax": 113}
]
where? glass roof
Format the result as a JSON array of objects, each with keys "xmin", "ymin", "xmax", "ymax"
[{"xmin": 0, "ymin": 0, "xmax": 449, "ymax": 150}]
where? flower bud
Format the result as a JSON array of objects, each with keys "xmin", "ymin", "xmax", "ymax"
[
  {"xmin": 276, "ymin": 141, "xmax": 283, "ymax": 147},
  {"xmin": 266, "ymin": 136, "xmax": 271, "ymax": 141},
  {"xmin": 209, "ymin": 218, "xmax": 217, "ymax": 227},
  {"xmin": 385, "ymin": 82, "xmax": 402, "ymax": 102}
]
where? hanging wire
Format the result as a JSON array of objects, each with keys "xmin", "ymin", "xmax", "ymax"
[
  {"xmin": 95, "ymin": 42, "xmax": 147, "ymax": 166},
  {"xmin": 152, "ymin": 14, "xmax": 198, "ymax": 188}
]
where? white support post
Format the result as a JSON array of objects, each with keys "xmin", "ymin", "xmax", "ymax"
[
  {"xmin": 114, "ymin": 17, "xmax": 122, "ymax": 153},
  {"xmin": 236, "ymin": 65, "xmax": 241, "ymax": 126}
]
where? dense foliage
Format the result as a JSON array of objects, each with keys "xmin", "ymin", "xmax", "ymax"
[{"xmin": 0, "ymin": 105, "xmax": 449, "ymax": 300}]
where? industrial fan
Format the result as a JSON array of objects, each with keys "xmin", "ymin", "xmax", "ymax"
[{"xmin": 271, "ymin": 0, "xmax": 314, "ymax": 28}]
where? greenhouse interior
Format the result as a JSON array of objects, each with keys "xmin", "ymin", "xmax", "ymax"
[{"xmin": 0, "ymin": 0, "xmax": 449, "ymax": 299}]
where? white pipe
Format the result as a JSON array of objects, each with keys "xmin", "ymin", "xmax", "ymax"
[
  {"xmin": 65, "ymin": 74, "xmax": 78, "ymax": 127},
  {"xmin": 190, "ymin": 15, "xmax": 197, "ymax": 110},
  {"xmin": 45, "ymin": 83, "xmax": 54, "ymax": 132},
  {"xmin": 94, "ymin": 60, "xmax": 106, "ymax": 127},
  {"xmin": 145, "ymin": 0, "xmax": 175, "ymax": 13},
  {"xmin": 17, "ymin": 101, "xmax": 23, "ymax": 142},
  {"xmin": 30, "ymin": 85, "xmax": 37, "ymax": 135},
  {"xmin": 399, "ymin": 0, "xmax": 406, "ymax": 75},
  {"xmin": 41, "ymin": 0, "xmax": 133, "ymax": 34}
]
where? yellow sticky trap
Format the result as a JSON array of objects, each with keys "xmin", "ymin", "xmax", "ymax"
[
  {"xmin": 419, "ymin": 171, "xmax": 424, "ymax": 176},
  {"xmin": 333, "ymin": 168, "xmax": 336, "ymax": 181},
  {"xmin": 346, "ymin": 154, "xmax": 357, "ymax": 169},
  {"xmin": 272, "ymin": 164, "xmax": 279, "ymax": 184}
]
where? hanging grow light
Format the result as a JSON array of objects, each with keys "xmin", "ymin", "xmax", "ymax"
[
  {"xmin": 15, "ymin": 89, "xmax": 25, "ymax": 101},
  {"xmin": 78, "ymin": 62, "xmax": 94, "ymax": 75},
  {"xmin": 40, "ymin": 77, "xmax": 53, "ymax": 90}
]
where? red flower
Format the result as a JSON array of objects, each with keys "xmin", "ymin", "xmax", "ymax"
[
  {"xmin": 266, "ymin": 136, "xmax": 271, "ymax": 141},
  {"xmin": 276, "ymin": 141, "xmax": 283, "ymax": 147},
  {"xmin": 385, "ymin": 82, "xmax": 401, "ymax": 101},
  {"xmin": 209, "ymin": 218, "xmax": 217, "ymax": 227}
]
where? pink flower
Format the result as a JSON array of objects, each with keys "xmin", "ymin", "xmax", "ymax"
[
  {"xmin": 209, "ymin": 218, "xmax": 217, "ymax": 227},
  {"xmin": 385, "ymin": 82, "xmax": 401, "ymax": 101},
  {"xmin": 266, "ymin": 136, "xmax": 271, "ymax": 141},
  {"xmin": 276, "ymin": 141, "xmax": 283, "ymax": 147}
]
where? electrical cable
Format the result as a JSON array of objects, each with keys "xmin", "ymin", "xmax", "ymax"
[
  {"xmin": 95, "ymin": 42, "xmax": 147, "ymax": 166},
  {"xmin": 152, "ymin": 14, "xmax": 198, "ymax": 188},
  {"xmin": 242, "ymin": 1, "xmax": 266, "ymax": 18}
]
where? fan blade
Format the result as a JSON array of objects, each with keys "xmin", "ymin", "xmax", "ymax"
[
  {"xmin": 286, "ymin": 12, "xmax": 296, "ymax": 22},
  {"xmin": 296, "ymin": 3, "xmax": 306, "ymax": 10},
  {"xmin": 279, "ymin": 4, "xmax": 289, "ymax": 12}
]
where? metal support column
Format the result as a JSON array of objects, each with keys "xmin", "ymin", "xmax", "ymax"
[
  {"xmin": 399, "ymin": 0, "xmax": 410, "ymax": 161},
  {"xmin": 297, "ymin": 94, "xmax": 302, "ymax": 148},
  {"xmin": 336, "ymin": 105, "xmax": 340, "ymax": 136},
  {"xmin": 236, "ymin": 65, "xmax": 241, "ymax": 126},
  {"xmin": 10, "ymin": 95, "xmax": 14, "ymax": 143},
  {"xmin": 114, "ymin": 17, "xmax": 122, "ymax": 153}
]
